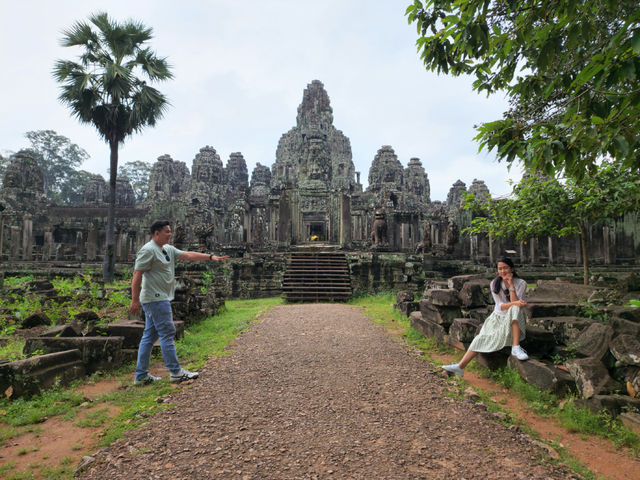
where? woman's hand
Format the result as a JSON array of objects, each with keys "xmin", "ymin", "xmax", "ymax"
[
  {"xmin": 503, "ymin": 272, "xmax": 514, "ymax": 289},
  {"xmin": 513, "ymin": 299, "xmax": 527, "ymax": 308}
]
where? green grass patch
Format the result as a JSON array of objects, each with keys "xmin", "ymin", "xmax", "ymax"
[
  {"xmin": 0, "ymin": 337, "xmax": 26, "ymax": 363},
  {"xmin": 74, "ymin": 407, "xmax": 111, "ymax": 428},
  {"xmin": 0, "ymin": 386, "xmax": 85, "ymax": 427}
]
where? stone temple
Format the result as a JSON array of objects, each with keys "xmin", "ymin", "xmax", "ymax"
[{"xmin": 1, "ymin": 80, "xmax": 639, "ymax": 266}]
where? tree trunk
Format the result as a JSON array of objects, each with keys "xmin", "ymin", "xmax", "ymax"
[
  {"xmin": 579, "ymin": 221, "xmax": 589, "ymax": 285},
  {"xmin": 102, "ymin": 138, "xmax": 118, "ymax": 283}
]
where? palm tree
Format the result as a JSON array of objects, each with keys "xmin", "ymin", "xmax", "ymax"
[{"xmin": 53, "ymin": 12, "xmax": 173, "ymax": 282}]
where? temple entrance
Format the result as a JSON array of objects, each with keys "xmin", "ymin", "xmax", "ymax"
[{"xmin": 308, "ymin": 222, "xmax": 326, "ymax": 242}]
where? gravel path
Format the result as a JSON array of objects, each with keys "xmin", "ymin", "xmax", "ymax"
[{"xmin": 80, "ymin": 304, "xmax": 577, "ymax": 479}]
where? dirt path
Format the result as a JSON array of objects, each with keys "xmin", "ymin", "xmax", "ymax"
[{"xmin": 80, "ymin": 304, "xmax": 577, "ymax": 479}]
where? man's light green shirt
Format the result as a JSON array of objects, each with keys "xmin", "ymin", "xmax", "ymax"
[{"xmin": 134, "ymin": 241, "xmax": 184, "ymax": 304}]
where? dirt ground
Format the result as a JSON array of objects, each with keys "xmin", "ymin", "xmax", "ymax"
[{"xmin": 76, "ymin": 304, "xmax": 584, "ymax": 480}]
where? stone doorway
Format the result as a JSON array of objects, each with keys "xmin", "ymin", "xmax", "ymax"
[{"xmin": 308, "ymin": 222, "xmax": 326, "ymax": 242}]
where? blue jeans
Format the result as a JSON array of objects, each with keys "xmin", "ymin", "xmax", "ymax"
[{"xmin": 135, "ymin": 300, "xmax": 181, "ymax": 380}]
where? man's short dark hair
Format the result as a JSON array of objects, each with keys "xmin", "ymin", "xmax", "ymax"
[{"xmin": 150, "ymin": 219, "xmax": 171, "ymax": 235}]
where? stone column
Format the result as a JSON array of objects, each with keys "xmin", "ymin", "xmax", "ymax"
[
  {"xmin": 401, "ymin": 222, "xmax": 410, "ymax": 250},
  {"xmin": 277, "ymin": 192, "xmax": 291, "ymax": 244},
  {"xmin": 87, "ymin": 224, "xmax": 98, "ymax": 261},
  {"xmin": 0, "ymin": 212, "xmax": 4, "ymax": 259},
  {"xmin": 22, "ymin": 215, "xmax": 33, "ymax": 260},
  {"xmin": 43, "ymin": 231, "xmax": 53, "ymax": 261},
  {"xmin": 339, "ymin": 193, "xmax": 352, "ymax": 247},
  {"xmin": 529, "ymin": 237, "xmax": 536, "ymax": 264},
  {"xmin": 519, "ymin": 241, "xmax": 525, "ymax": 264},
  {"xmin": 10, "ymin": 226, "xmax": 20, "ymax": 260},
  {"xmin": 603, "ymin": 226, "xmax": 611, "ymax": 265},
  {"xmin": 75, "ymin": 231, "xmax": 85, "ymax": 261},
  {"xmin": 547, "ymin": 236, "xmax": 554, "ymax": 265},
  {"xmin": 488, "ymin": 233, "xmax": 494, "ymax": 265},
  {"xmin": 118, "ymin": 232, "xmax": 129, "ymax": 261}
]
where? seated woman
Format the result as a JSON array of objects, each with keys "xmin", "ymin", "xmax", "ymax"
[{"xmin": 442, "ymin": 257, "xmax": 529, "ymax": 377}]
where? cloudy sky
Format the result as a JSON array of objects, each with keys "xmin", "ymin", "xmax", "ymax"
[{"xmin": 0, "ymin": 0, "xmax": 522, "ymax": 201}]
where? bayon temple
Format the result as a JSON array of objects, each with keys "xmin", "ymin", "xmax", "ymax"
[{"xmin": 1, "ymin": 80, "xmax": 639, "ymax": 266}]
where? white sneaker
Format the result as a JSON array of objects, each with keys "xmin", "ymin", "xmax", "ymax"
[
  {"xmin": 442, "ymin": 364, "xmax": 464, "ymax": 377},
  {"xmin": 511, "ymin": 345, "xmax": 529, "ymax": 361},
  {"xmin": 170, "ymin": 368, "xmax": 199, "ymax": 383},
  {"xmin": 134, "ymin": 373, "xmax": 161, "ymax": 386}
]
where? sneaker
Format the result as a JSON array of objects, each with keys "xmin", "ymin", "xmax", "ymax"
[
  {"xmin": 134, "ymin": 373, "xmax": 161, "ymax": 386},
  {"xmin": 442, "ymin": 364, "xmax": 464, "ymax": 377},
  {"xmin": 170, "ymin": 368, "xmax": 199, "ymax": 383},
  {"xmin": 511, "ymin": 345, "xmax": 529, "ymax": 361}
]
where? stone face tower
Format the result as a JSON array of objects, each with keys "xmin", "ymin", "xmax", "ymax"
[{"xmin": 271, "ymin": 80, "xmax": 360, "ymax": 243}]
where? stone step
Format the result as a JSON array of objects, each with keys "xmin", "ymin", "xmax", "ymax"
[{"xmin": 283, "ymin": 251, "xmax": 352, "ymax": 303}]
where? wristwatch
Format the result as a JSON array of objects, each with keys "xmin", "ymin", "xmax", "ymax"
[{"xmin": 209, "ymin": 254, "xmax": 215, "ymax": 260}]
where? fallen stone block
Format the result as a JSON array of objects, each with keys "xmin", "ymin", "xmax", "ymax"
[
  {"xmin": 620, "ymin": 412, "xmax": 640, "ymax": 435},
  {"xmin": 418, "ymin": 299, "xmax": 461, "ymax": 327},
  {"xmin": 475, "ymin": 348, "xmax": 510, "ymax": 370},
  {"xmin": 526, "ymin": 303, "xmax": 581, "ymax": 318},
  {"xmin": 24, "ymin": 336, "xmax": 124, "ymax": 374},
  {"xmin": 448, "ymin": 318, "xmax": 482, "ymax": 347},
  {"xmin": 565, "ymin": 357, "xmax": 622, "ymax": 399},
  {"xmin": 464, "ymin": 306, "xmax": 492, "ymax": 322},
  {"xmin": 507, "ymin": 357, "xmax": 575, "ymax": 396},
  {"xmin": 394, "ymin": 301, "xmax": 419, "ymax": 317},
  {"xmin": 396, "ymin": 290, "xmax": 414, "ymax": 303},
  {"xmin": 20, "ymin": 312, "xmax": 51, "ymax": 329},
  {"xmin": 424, "ymin": 288, "xmax": 461, "ymax": 307},
  {"xmin": 527, "ymin": 316, "xmax": 593, "ymax": 344},
  {"xmin": 459, "ymin": 279, "xmax": 492, "ymax": 308},
  {"xmin": 574, "ymin": 394, "xmax": 640, "ymax": 418},
  {"xmin": 0, "ymin": 349, "xmax": 85, "ymax": 399},
  {"xmin": 609, "ymin": 316, "xmax": 640, "ymax": 337},
  {"xmin": 574, "ymin": 323, "xmax": 614, "ymax": 360},
  {"xmin": 448, "ymin": 274, "xmax": 485, "ymax": 291},
  {"xmin": 521, "ymin": 327, "xmax": 556, "ymax": 358},
  {"xmin": 40, "ymin": 323, "xmax": 83, "ymax": 338},
  {"xmin": 409, "ymin": 311, "xmax": 446, "ymax": 345},
  {"xmin": 609, "ymin": 334, "xmax": 640, "ymax": 366}
]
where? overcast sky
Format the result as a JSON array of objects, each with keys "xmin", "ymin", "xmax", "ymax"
[{"xmin": 0, "ymin": 0, "xmax": 522, "ymax": 201}]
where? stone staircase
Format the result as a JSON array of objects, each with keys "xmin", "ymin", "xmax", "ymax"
[{"xmin": 282, "ymin": 250, "xmax": 352, "ymax": 302}]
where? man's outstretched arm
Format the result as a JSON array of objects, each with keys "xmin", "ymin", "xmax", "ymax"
[{"xmin": 178, "ymin": 252, "xmax": 230, "ymax": 262}]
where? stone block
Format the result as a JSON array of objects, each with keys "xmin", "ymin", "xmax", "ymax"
[
  {"xmin": 447, "ymin": 274, "xmax": 485, "ymax": 291},
  {"xmin": 0, "ymin": 349, "xmax": 85, "ymax": 399},
  {"xmin": 464, "ymin": 306, "xmax": 492, "ymax": 322},
  {"xmin": 40, "ymin": 323, "xmax": 83, "ymax": 338},
  {"xmin": 574, "ymin": 394, "xmax": 640, "ymax": 418},
  {"xmin": 395, "ymin": 301, "xmax": 419, "ymax": 317},
  {"xmin": 620, "ymin": 366, "xmax": 640, "ymax": 397},
  {"xmin": 20, "ymin": 312, "xmax": 51, "ymax": 329},
  {"xmin": 608, "ymin": 306, "xmax": 640, "ymax": 323},
  {"xmin": 396, "ymin": 290, "xmax": 414, "ymax": 303},
  {"xmin": 609, "ymin": 317, "xmax": 640, "ymax": 337},
  {"xmin": 520, "ymin": 327, "xmax": 556, "ymax": 358},
  {"xmin": 526, "ymin": 303, "xmax": 581, "ymax": 318},
  {"xmin": 574, "ymin": 323, "xmax": 614, "ymax": 360},
  {"xmin": 24, "ymin": 336, "xmax": 124, "ymax": 374},
  {"xmin": 409, "ymin": 311, "xmax": 446, "ymax": 345},
  {"xmin": 527, "ymin": 316, "xmax": 593, "ymax": 344},
  {"xmin": 609, "ymin": 334, "xmax": 640, "ymax": 366},
  {"xmin": 73, "ymin": 311, "xmax": 101, "ymax": 330},
  {"xmin": 424, "ymin": 288, "xmax": 461, "ymax": 307},
  {"xmin": 87, "ymin": 322, "xmax": 145, "ymax": 349},
  {"xmin": 565, "ymin": 357, "xmax": 622, "ymax": 399},
  {"xmin": 620, "ymin": 412, "xmax": 640, "ymax": 435},
  {"xmin": 418, "ymin": 299, "xmax": 461, "ymax": 327},
  {"xmin": 507, "ymin": 357, "xmax": 575, "ymax": 395},
  {"xmin": 475, "ymin": 348, "xmax": 510, "ymax": 370},
  {"xmin": 459, "ymin": 279, "xmax": 492, "ymax": 308},
  {"xmin": 448, "ymin": 318, "xmax": 482, "ymax": 346}
]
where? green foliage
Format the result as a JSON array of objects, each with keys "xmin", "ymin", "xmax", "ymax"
[
  {"xmin": 626, "ymin": 299, "xmax": 640, "ymax": 307},
  {"xmin": 580, "ymin": 302, "xmax": 609, "ymax": 323},
  {"xmin": 24, "ymin": 130, "xmax": 91, "ymax": 205},
  {"xmin": 74, "ymin": 407, "xmax": 110, "ymax": 428},
  {"xmin": 406, "ymin": 0, "xmax": 640, "ymax": 178},
  {"xmin": 2, "ymin": 275, "xmax": 35, "ymax": 289},
  {"xmin": 118, "ymin": 160, "xmax": 152, "ymax": 203},
  {"xmin": 54, "ymin": 12, "xmax": 173, "ymax": 283},
  {"xmin": 0, "ymin": 386, "xmax": 85, "ymax": 427},
  {"xmin": 200, "ymin": 271, "xmax": 214, "ymax": 294}
]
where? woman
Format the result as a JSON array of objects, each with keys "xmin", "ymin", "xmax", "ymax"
[{"xmin": 442, "ymin": 257, "xmax": 529, "ymax": 377}]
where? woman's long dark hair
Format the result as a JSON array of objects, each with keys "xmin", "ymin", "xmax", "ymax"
[{"xmin": 491, "ymin": 257, "xmax": 519, "ymax": 294}]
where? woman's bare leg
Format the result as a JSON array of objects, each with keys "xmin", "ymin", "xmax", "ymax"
[
  {"xmin": 458, "ymin": 349, "xmax": 477, "ymax": 369},
  {"xmin": 511, "ymin": 320, "xmax": 521, "ymax": 346}
]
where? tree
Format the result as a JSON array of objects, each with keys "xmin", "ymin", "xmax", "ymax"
[
  {"xmin": 24, "ymin": 130, "xmax": 90, "ymax": 204},
  {"xmin": 465, "ymin": 161, "xmax": 640, "ymax": 284},
  {"xmin": 54, "ymin": 12, "xmax": 173, "ymax": 282},
  {"xmin": 118, "ymin": 160, "xmax": 152, "ymax": 203},
  {"xmin": 406, "ymin": 0, "xmax": 640, "ymax": 179},
  {"xmin": 0, "ymin": 152, "xmax": 11, "ymax": 188}
]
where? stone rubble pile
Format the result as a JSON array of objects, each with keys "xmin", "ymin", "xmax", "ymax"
[{"xmin": 398, "ymin": 276, "xmax": 640, "ymax": 431}]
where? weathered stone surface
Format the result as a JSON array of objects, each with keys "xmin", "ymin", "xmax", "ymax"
[
  {"xmin": 87, "ymin": 322, "xmax": 145, "ymax": 349},
  {"xmin": 608, "ymin": 306, "xmax": 640, "ymax": 323},
  {"xmin": 418, "ymin": 299, "xmax": 460, "ymax": 327},
  {"xmin": 0, "ymin": 349, "xmax": 85, "ymax": 399},
  {"xmin": 464, "ymin": 306, "xmax": 492, "ymax": 322},
  {"xmin": 448, "ymin": 318, "xmax": 482, "ymax": 346},
  {"xmin": 620, "ymin": 366, "xmax": 640, "ymax": 397},
  {"xmin": 525, "ymin": 303, "xmax": 582, "ymax": 318},
  {"xmin": 609, "ymin": 334, "xmax": 640, "ymax": 366},
  {"xmin": 447, "ymin": 274, "xmax": 484, "ymax": 291},
  {"xmin": 459, "ymin": 279, "xmax": 492, "ymax": 308},
  {"xmin": 396, "ymin": 301, "xmax": 419, "ymax": 316},
  {"xmin": 619, "ymin": 412, "xmax": 640, "ymax": 435},
  {"xmin": 424, "ymin": 288, "xmax": 460, "ymax": 307},
  {"xmin": 574, "ymin": 394, "xmax": 640, "ymax": 417},
  {"xmin": 565, "ymin": 357, "xmax": 622, "ymax": 399},
  {"xmin": 73, "ymin": 310, "xmax": 101, "ymax": 327},
  {"xmin": 20, "ymin": 312, "xmax": 51, "ymax": 329},
  {"xmin": 520, "ymin": 327, "xmax": 556, "ymax": 358},
  {"xmin": 409, "ymin": 311, "xmax": 446, "ymax": 344},
  {"xmin": 475, "ymin": 348, "xmax": 510, "ymax": 370},
  {"xmin": 507, "ymin": 357, "xmax": 575, "ymax": 395},
  {"xmin": 396, "ymin": 290, "xmax": 414, "ymax": 303},
  {"xmin": 28, "ymin": 279, "xmax": 54, "ymax": 291},
  {"xmin": 24, "ymin": 336, "xmax": 124, "ymax": 374},
  {"xmin": 40, "ymin": 323, "xmax": 82, "ymax": 337},
  {"xmin": 609, "ymin": 316, "xmax": 640, "ymax": 337},
  {"xmin": 573, "ymin": 323, "xmax": 614, "ymax": 359},
  {"xmin": 527, "ymin": 316, "xmax": 593, "ymax": 344}
]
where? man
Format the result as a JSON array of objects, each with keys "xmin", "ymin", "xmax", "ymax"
[{"xmin": 130, "ymin": 219, "xmax": 229, "ymax": 385}]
